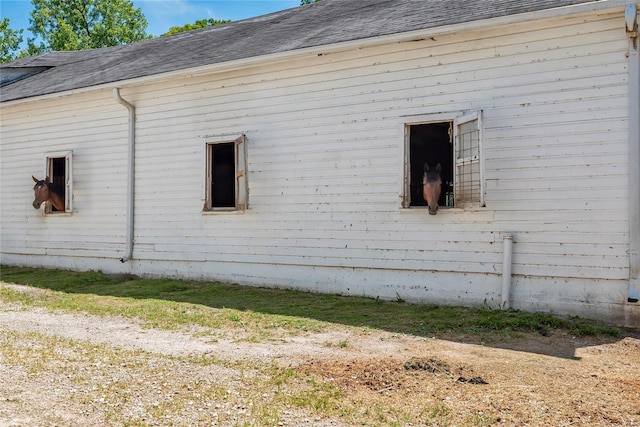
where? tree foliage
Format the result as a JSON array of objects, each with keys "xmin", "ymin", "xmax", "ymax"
[
  {"xmin": 27, "ymin": 0, "xmax": 151, "ymax": 54},
  {"xmin": 0, "ymin": 17, "xmax": 24, "ymax": 63},
  {"xmin": 162, "ymin": 18, "xmax": 231, "ymax": 36},
  {"xmin": 2, "ymin": 0, "xmax": 319, "ymax": 63}
]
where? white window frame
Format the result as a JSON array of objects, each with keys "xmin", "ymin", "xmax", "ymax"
[
  {"xmin": 402, "ymin": 111, "xmax": 485, "ymax": 210},
  {"xmin": 204, "ymin": 134, "xmax": 247, "ymax": 212},
  {"xmin": 44, "ymin": 151, "xmax": 73, "ymax": 214}
]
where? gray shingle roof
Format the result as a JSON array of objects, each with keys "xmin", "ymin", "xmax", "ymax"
[{"xmin": 0, "ymin": 0, "xmax": 606, "ymax": 103}]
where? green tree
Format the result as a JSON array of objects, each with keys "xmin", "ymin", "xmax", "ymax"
[
  {"xmin": 300, "ymin": 0, "xmax": 321, "ymax": 4},
  {"xmin": 0, "ymin": 17, "xmax": 24, "ymax": 63},
  {"xmin": 28, "ymin": 0, "xmax": 151, "ymax": 53},
  {"xmin": 162, "ymin": 18, "xmax": 231, "ymax": 36}
]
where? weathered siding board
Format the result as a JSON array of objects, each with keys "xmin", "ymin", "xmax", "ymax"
[{"xmin": 1, "ymin": 8, "xmax": 635, "ymax": 324}]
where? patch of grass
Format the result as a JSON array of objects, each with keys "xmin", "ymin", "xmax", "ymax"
[
  {"xmin": 421, "ymin": 400, "xmax": 453, "ymax": 426},
  {"xmin": 468, "ymin": 309, "xmax": 565, "ymax": 336},
  {"xmin": 285, "ymin": 378, "xmax": 343, "ymax": 411},
  {"xmin": 466, "ymin": 412, "xmax": 499, "ymax": 426},
  {"xmin": 0, "ymin": 265, "xmax": 627, "ymax": 340},
  {"xmin": 324, "ymin": 339, "xmax": 350, "ymax": 348},
  {"xmin": 568, "ymin": 319, "xmax": 620, "ymax": 337},
  {"xmin": 0, "ymin": 267, "xmax": 117, "ymax": 290},
  {"xmin": 337, "ymin": 339, "xmax": 349, "ymax": 348}
]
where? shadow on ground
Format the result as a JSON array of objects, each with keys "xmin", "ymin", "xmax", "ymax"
[{"xmin": 1, "ymin": 266, "xmax": 637, "ymax": 360}]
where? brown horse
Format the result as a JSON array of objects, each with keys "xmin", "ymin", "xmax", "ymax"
[
  {"xmin": 32, "ymin": 176, "xmax": 65, "ymax": 211},
  {"xmin": 423, "ymin": 163, "xmax": 442, "ymax": 215}
]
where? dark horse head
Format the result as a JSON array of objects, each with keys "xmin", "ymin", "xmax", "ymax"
[
  {"xmin": 423, "ymin": 163, "xmax": 442, "ymax": 215},
  {"xmin": 32, "ymin": 176, "xmax": 65, "ymax": 211}
]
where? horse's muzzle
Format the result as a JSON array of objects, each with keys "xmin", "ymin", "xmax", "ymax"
[
  {"xmin": 428, "ymin": 205, "xmax": 439, "ymax": 215},
  {"xmin": 33, "ymin": 201, "xmax": 42, "ymax": 209}
]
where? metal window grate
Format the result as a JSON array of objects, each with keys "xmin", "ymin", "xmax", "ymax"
[{"xmin": 454, "ymin": 111, "xmax": 484, "ymax": 207}]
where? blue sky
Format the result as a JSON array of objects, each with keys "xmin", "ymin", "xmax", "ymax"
[{"xmin": 1, "ymin": 0, "xmax": 301, "ymax": 40}]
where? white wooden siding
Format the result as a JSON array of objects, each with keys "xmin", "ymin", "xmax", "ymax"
[
  {"xmin": 1, "ymin": 9, "xmax": 635, "ymax": 324},
  {"xmin": 1, "ymin": 92, "xmax": 130, "ymax": 261}
]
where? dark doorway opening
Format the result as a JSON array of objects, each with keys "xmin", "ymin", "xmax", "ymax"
[{"xmin": 409, "ymin": 122, "xmax": 453, "ymax": 207}]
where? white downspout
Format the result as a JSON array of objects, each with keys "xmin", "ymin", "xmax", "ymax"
[
  {"xmin": 501, "ymin": 233, "xmax": 513, "ymax": 310},
  {"xmin": 626, "ymin": 5, "xmax": 639, "ymax": 303},
  {"xmin": 113, "ymin": 88, "xmax": 135, "ymax": 263}
]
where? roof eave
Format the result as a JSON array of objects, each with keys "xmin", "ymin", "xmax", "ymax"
[{"xmin": 0, "ymin": 0, "xmax": 629, "ymax": 107}]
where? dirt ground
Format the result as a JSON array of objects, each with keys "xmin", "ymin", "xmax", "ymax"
[{"xmin": 1, "ymin": 283, "xmax": 639, "ymax": 426}]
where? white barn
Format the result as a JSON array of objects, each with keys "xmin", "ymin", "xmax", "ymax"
[{"xmin": 1, "ymin": 0, "xmax": 638, "ymax": 327}]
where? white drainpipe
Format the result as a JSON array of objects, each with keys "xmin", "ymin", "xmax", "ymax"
[
  {"xmin": 501, "ymin": 233, "xmax": 513, "ymax": 310},
  {"xmin": 626, "ymin": 5, "xmax": 639, "ymax": 303},
  {"xmin": 113, "ymin": 88, "xmax": 136, "ymax": 263}
]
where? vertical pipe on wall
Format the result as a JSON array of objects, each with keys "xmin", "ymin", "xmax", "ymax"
[
  {"xmin": 113, "ymin": 88, "xmax": 135, "ymax": 263},
  {"xmin": 501, "ymin": 233, "xmax": 513, "ymax": 310},
  {"xmin": 626, "ymin": 5, "xmax": 639, "ymax": 303}
]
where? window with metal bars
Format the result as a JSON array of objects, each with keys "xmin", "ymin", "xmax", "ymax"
[{"xmin": 453, "ymin": 111, "xmax": 485, "ymax": 208}]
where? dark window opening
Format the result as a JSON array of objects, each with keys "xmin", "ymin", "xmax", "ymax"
[
  {"xmin": 209, "ymin": 142, "xmax": 235, "ymax": 208},
  {"xmin": 48, "ymin": 156, "xmax": 66, "ymax": 212},
  {"xmin": 409, "ymin": 122, "xmax": 453, "ymax": 207}
]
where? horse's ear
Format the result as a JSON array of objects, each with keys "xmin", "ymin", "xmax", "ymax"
[
  {"xmin": 424, "ymin": 163, "xmax": 429, "ymax": 172},
  {"xmin": 45, "ymin": 176, "xmax": 51, "ymax": 183},
  {"xmin": 435, "ymin": 163, "xmax": 442, "ymax": 172},
  {"xmin": 32, "ymin": 175, "xmax": 38, "ymax": 183}
]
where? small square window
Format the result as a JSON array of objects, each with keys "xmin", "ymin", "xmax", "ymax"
[{"xmin": 204, "ymin": 135, "xmax": 247, "ymax": 211}]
